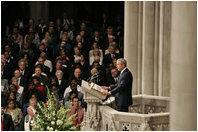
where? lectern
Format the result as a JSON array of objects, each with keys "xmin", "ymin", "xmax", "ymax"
[{"xmin": 81, "ymin": 80, "xmax": 106, "ymax": 131}]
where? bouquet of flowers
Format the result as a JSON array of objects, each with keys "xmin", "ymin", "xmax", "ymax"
[{"xmin": 31, "ymin": 87, "xmax": 78, "ymax": 131}]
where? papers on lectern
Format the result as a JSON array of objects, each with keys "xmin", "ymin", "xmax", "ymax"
[{"xmin": 82, "ymin": 80, "xmax": 107, "ymax": 100}]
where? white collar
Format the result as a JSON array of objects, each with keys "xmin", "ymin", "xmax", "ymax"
[
  {"xmin": 38, "ymin": 24, "xmax": 46, "ymax": 28},
  {"xmin": 120, "ymin": 67, "xmax": 127, "ymax": 75}
]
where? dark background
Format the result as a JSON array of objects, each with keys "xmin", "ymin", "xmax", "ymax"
[{"xmin": 1, "ymin": 1, "xmax": 124, "ymax": 37}]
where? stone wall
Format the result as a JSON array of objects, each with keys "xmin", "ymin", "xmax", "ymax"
[
  {"xmin": 98, "ymin": 95, "xmax": 170, "ymax": 131},
  {"xmin": 124, "ymin": 1, "xmax": 171, "ymax": 96}
]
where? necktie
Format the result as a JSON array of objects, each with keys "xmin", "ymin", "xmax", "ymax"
[
  {"xmin": 115, "ymin": 78, "xmax": 117, "ymax": 83},
  {"xmin": 21, "ymin": 71, "xmax": 23, "ymax": 76},
  {"xmin": 111, "ymin": 54, "xmax": 115, "ymax": 59}
]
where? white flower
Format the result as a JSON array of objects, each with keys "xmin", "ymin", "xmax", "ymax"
[
  {"xmin": 56, "ymin": 120, "xmax": 63, "ymax": 126},
  {"xmin": 51, "ymin": 121, "xmax": 55, "ymax": 125},
  {"xmin": 49, "ymin": 127, "xmax": 54, "ymax": 131},
  {"xmin": 30, "ymin": 120, "xmax": 34, "ymax": 124},
  {"xmin": 47, "ymin": 126, "xmax": 50, "ymax": 130}
]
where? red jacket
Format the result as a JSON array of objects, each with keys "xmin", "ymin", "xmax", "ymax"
[{"xmin": 35, "ymin": 85, "xmax": 45, "ymax": 97}]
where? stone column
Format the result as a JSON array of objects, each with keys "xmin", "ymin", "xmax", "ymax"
[
  {"xmin": 124, "ymin": 1, "xmax": 139, "ymax": 95},
  {"xmin": 30, "ymin": 2, "xmax": 49, "ymax": 25},
  {"xmin": 141, "ymin": 2, "xmax": 155, "ymax": 95},
  {"xmin": 170, "ymin": 2, "xmax": 197, "ymax": 130}
]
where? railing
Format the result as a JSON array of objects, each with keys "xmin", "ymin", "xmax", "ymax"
[
  {"xmin": 129, "ymin": 95, "xmax": 170, "ymax": 114},
  {"xmin": 83, "ymin": 94, "xmax": 170, "ymax": 131},
  {"xmin": 99, "ymin": 105, "xmax": 169, "ymax": 131}
]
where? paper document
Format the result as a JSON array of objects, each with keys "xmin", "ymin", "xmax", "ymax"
[{"xmin": 91, "ymin": 83, "xmax": 106, "ymax": 93}]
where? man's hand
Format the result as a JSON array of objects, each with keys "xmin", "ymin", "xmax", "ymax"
[
  {"xmin": 101, "ymin": 86, "xmax": 110, "ymax": 90},
  {"xmin": 102, "ymin": 91, "xmax": 111, "ymax": 95}
]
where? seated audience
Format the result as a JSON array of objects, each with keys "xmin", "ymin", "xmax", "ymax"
[{"xmin": 1, "ymin": 8, "xmax": 125, "ymax": 130}]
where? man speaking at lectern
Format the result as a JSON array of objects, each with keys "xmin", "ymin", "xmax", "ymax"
[{"xmin": 101, "ymin": 58, "xmax": 133, "ymax": 112}]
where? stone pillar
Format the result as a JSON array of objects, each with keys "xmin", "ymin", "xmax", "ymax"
[
  {"xmin": 30, "ymin": 2, "xmax": 49, "ymax": 25},
  {"xmin": 124, "ymin": 2, "xmax": 171, "ymax": 96},
  {"xmin": 124, "ymin": 1, "xmax": 139, "ymax": 95},
  {"xmin": 170, "ymin": 1, "xmax": 197, "ymax": 130},
  {"xmin": 141, "ymin": 2, "xmax": 155, "ymax": 95}
]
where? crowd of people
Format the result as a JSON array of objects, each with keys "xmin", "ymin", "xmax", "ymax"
[{"xmin": 1, "ymin": 11, "xmax": 124, "ymax": 131}]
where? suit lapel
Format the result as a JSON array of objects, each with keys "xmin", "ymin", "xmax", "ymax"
[
  {"xmin": 3, "ymin": 114, "xmax": 7, "ymax": 130},
  {"xmin": 118, "ymin": 68, "xmax": 128, "ymax": 83}
]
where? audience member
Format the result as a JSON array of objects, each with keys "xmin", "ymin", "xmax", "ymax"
[
  {"xmin": 1, "ymin": 104, "xmax": 14, "ymax": 131},
  {"xmin": 69, "ymin": 96, "xmax": 84, "ymax": 130},
  {"xmin": 5, "ymin": 100, "xmax": 23, "ymax": 130}
]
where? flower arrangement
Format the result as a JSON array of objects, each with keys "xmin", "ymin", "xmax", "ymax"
[{"xmin": 31, "ymin": 87, "xmax": 78, "ymax": 131}]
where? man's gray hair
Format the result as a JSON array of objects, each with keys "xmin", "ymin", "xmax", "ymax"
[{"xmin": 117, "ymin": 58, "xmax": 127, "ymax": 67}]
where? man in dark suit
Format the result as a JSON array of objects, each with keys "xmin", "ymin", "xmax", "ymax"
[
  {"xmin": 14, "ymin": 69, "xmax": 28, "ymax": 92},
  {"xmin": 102, "ymin": 58, "xmax": 133, "ymax": 112},
  {"xmin": 103, "ymin": 44, "xmax": 121, "ymax": 67},
  {"xmin": 36, "ymin": 57, "xmax": 51, "ymax": 77},
  {"xmin": 106, "ymin": 67, "xmax": 119, "ymax": 86},
  {"xmin": 41, "ymin": 39, "xmax": 54, "ymax": 62},
  {"xmin": 18, "ymin": 59, "xmax": 32, "ymax": 81},
  {"xmin": 55, "ymin": 70, "xmax": 69, "ymax": 99},
  {"xmin": 1, "ymin": 104, "xmax": 14, "ymax": 131}
]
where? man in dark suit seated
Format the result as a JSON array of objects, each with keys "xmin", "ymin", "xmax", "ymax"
[
  {"xmin": 18, "ymin": 59, "xmax": 32, "ymax": 81},
  {"xmin": 14, "ymin": 69, "xmax": 28, "ymax": 92},
  {"xmin": 106, "ymin": 67, "xmax": 119, "ymax": 86},
  {"xmin": 102, "ymin": 58, "xmax": 133, "ymax": 112},
  {"xmin": 55, "ymin": 70, "xmax": 69, "ymax": 99},
  {"xmin": 35, "ymin": 57, "xmax": 51, "ymax": 77},
  {"xmin": 1, "ymin": 103, "xmax": 14, "ymax": 131},
  {"xmin": 103, "ymin": 44, "xmax": 121, "ymax": 67}
]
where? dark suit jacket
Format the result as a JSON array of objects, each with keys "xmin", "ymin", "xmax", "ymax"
[
  {"xmin": 58, "ymin": 79, "xmax": 69, "ymax": 98},
  {"xmin": 106, "ymin": 72, "xmax": 117, "ymax": 86},
  {"xmin": 19, "ymin": 68, "xmax": 32, "ymax": 81},
  {"xmin": 103, "ymin": 53, "xmax": 121, "ymax": 66},
  {"xmin": 19, "ymin": 76, "xmax": 28, "ymax": 92},
  {"xmin": 110, "ymin": 68, "xmax": 133, "ymax": 107},
  {"xmin": 44, "ymin": 47, "xmax": 54, "ymax": 62},
  {"xmin": 3, "ymin": 114, "xmax": 14, "ymax": 131}
]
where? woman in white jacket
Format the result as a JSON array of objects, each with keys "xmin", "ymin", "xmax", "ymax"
[{"xmin": 24, "ymin": 106, "xmax": 36, "ymax": 131}]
